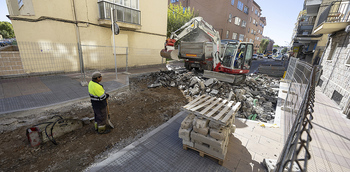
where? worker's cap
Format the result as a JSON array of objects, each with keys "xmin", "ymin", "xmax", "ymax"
[{"xmin": 92, "ymin": 71, "xmax": 102, "ymax": 79}]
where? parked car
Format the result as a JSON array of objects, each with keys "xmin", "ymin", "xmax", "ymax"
[
  {"xmin": 258, "ymin": 53, "xmax": 264, "ymax": 58},
  {"xmin": 268, "ymin": 54, "xmax": 272, "ymax": 59},
  {"xmin": 252, "ymin": 54, "xmax": 258, "ymax": 60}
]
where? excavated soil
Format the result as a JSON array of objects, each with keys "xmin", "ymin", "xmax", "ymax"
[{"xmin": 0, "ymin": 75, "xmax": 188, "ymax": 172}]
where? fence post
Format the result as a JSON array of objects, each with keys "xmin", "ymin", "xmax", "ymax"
[{"xmin": 126, "ymin": 47, "xmax": 128, "ymax": 73}]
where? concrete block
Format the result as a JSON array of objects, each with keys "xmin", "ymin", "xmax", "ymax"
[
  {"xmin": 191, "ymin": 131, "xmax": 227, "ymax": 150},
  {"xmin": 210, "ymin": 128, "xmax": 229, "ymax": 141},
  {"xmin": 181, "ymin": 113, "xmax": 195, "ymax": 129},
  {"xmin": 208, "ymin": 121, "xmax": 223, "ymax": 129},
  {"xmin": 182, "ymin": 140, "xmax": 194, "ymax": 147},
  {"xmin": 193, "ymin": 117, "xmax": 209, "ymax": 129},
  {"xmin": 193, "ymin": 126, "xmax": 209, "ymax": 136},
  {"xmin": 194, "ymin": 142, "xmax": 227, "ymax": 160},
  {"xmin": 230, "ymin": 124, "xmax": 236, "ymax": 133},
  {"xmin": 178, "ymin": 128, "xmax": 192, "ymax": 141}
]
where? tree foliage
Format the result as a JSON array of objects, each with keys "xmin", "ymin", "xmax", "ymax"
[
  {"xmin": 0, "ymin": 21, "xmax": 15, "ymax": 39},
  {"xmin": 273, "ymin": 45, "xmax": 279, "ymax": 47},
  {"xmin": 258, "ymin": 39, "xmax": 269, "ymax": 53},
  {"xmin": 167, "ymin": 3, "xmax": 198, "ymax": 38}
]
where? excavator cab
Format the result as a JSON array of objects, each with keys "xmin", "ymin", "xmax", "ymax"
[{"xmin": 221, "ymin": 42, "xmax": 253, "ymax": 72}]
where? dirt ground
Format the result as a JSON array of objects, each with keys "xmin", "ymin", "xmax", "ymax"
[{"xmin": 0, "ymin": 75, "xmax": 188, "ymax": 172}]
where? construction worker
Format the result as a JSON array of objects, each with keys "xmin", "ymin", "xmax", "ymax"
[
  {"xmin": 88, "ymin": 71, "xmax": 110, "ymax": 134},
  {"xmin": 234, "ymin": 48, "xmax": 244, "ymax": 68}
]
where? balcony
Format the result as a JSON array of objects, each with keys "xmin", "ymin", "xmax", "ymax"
[
  {"xmin": 313, "ymin": 1, "xmax": 350, "ymax": 34},
  {"xmin": 98, "ymin": 0, "xmax": 141, "ymax": 30}
]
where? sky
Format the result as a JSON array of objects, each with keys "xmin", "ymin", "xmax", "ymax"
[
  {"xmin": 0, "ymin": 0, "xmax": 304, "ymax": 46},
  {"xmin": 254, "ymin": 0, "xmax": 305, "ymax": 46}
]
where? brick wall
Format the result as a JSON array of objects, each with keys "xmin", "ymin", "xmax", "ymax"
[
  {"xmin": 0, "ymin": 51, "xmax": 25, "ymax": 76},
  {"xmin": 319, "ymin": 31, "xmax": 350, "ymax": 109}
]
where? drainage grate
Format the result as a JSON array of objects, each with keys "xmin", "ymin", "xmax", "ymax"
[{"xmin": 331, "ymin": 90, "xmax": 343, "ymax": 105}]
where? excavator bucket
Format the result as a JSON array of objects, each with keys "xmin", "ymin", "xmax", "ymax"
[
  {"xmin": 203, "ymin": 70, "xmax": 246, "ymax": 84},
  {"xmin": 160, "ymin": 49, "xmax": 179, "ymax": 60}
]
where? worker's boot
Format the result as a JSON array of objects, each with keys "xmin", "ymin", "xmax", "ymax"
[
  {"xmin": 94, "ymin": 122, "xmax": 98, "ymax": 131},
  {"xmin": 97, "ymin": 125, "xmax": 111, "ymax": 134}
]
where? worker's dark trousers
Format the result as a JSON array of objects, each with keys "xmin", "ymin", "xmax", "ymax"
[{"xmin": 91, "ymin": 100, "xmax": 107, "ymax": 126}]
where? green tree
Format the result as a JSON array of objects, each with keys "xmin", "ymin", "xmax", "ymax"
[
  {"xmin": 258, "ymin": 39, "xmax": 269, "ymax": 53},
  {"xmin": 0, "ymin": 21, "xmax": 15, "ymax": 39},
  {"xmin": 167, "ymin": 3, "xmax": 198, "ymax": 38},
  {"xmin": 273, "ymin": 45, "xmax": 279, "ymax": 47}
]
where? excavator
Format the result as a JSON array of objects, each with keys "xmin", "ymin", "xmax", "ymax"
[{"xmin": 160, "ymin": 17, "xmax": 253, "ymax": 84}]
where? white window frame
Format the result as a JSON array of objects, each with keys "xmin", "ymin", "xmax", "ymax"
[
  {"xmin": 239, "ymin": 34, "xmax": 244, "ymax": 41},
  {"xmin": 235, "ymin": 17, "xmax": 241, "ymax": 25},
  {"xmin": 242, "ymin": 20, "xmax": 246, "ymax": 27},
  {"xmin": 226, "ymin": 30, "xmax": 230, "ymax": 39},
  {"xmin": 232, "ymin": 32, "xmax": 237, "ymax": 39},
  {"xmin": 237, "ymin": 1, "xmax": 243, "ymax": 11}
]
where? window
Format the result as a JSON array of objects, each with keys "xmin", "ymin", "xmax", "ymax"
[
  {"xmin": 237, "ymin": 1, "xmax": 244, "ymax": 11},
  {"xmin": 253, "ymin": 19, "xmax": 256, "ymax": 24},
  {"xmin": 171, "ymin": 0, "xmax": 179, "ymax": 3},
  {"xmin": 239, "ymin": 34, "xmax": 244, "ymax": 41},
  {"xmin": 232, "ymin": 32, "xmax": 237, "ymax": 39},
  {"xmin": 235, "ymin": 17, "xmax": 241, "ymax": 25},
  {"xmin": 246, "ymin": 38, "xmax": 249, "ymax": 42},
  {"xmin": 255, "ymin": 9, "xmax": 258, "ymax": 15},
  {"xmin": 228, "ymin": 14, "xmax": 232, "ymax": 23},
  {"xmin": 249, "ymin": 39, "xmax": 253, "ymax": 43},
  {"xmin": 252, "ymin": 6, "xmax": 254, "ymax": 12},
  {"xmin": 250, "ymin": 17, "xmax": 252, "ymax": 22},
  {"xmin": 231, "ymin": 0, "xmax": 235, "ymax": 6},
  {"xmin": 251, "ymin": 29, "xmax": 254, "ymax": 34},
  {"xmin": 18, "ymin": 0, "xmax": 23, "ymax": 8},
  {"xmin": 242, "ymin": 20, "xmax": 246, "ymax": 27},
  {"xmin": 226, "ymin": 31, "xmax": 230, "ymax": 39},
  {"xmin": 244, "ymin": 6, "xmax": 249, "ymax": 14},
  {"xmin": 327, "ymin": 42, "xmax": 339, "ymax": 60},
  {"xmin": 248, "ymin": 28, "xmax": 250, "ymax": 32}
]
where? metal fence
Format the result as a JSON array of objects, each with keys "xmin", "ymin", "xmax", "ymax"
[
  {"xmin": 0, "ymin": 41, "xmax": 164, "ymax": 114},
  {"xmin": 276, "ymin": 57, "xmax": 320, "ymax": 171},
  {"xmin": 0, "ymin": 41, "xmax": 163, "ymax": 79}
]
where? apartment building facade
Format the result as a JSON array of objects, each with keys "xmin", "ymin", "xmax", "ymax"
[
  {"xmin": 169, "ymin": 0, "xmax": 266, "ymax": 53},
  {"xmin": 5, "ymin": 0, "xmax": 167, "ymax": 75},
  {"xmin": 291, "ymin": 0, "xmax": 350, "ymax": 115}
]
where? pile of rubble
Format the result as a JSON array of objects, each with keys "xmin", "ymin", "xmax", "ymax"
[{"xmin": 148, "ymin": 70, "xmax": 280, "ymax": 123}]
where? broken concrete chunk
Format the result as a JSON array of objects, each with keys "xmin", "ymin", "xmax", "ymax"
[
  {"xmin": 210, "ymin": 128, "xmax": 229, "ymax": 141},
  {"xmin": 179, "ymin": 128, "xmax": 192, "ymax": 141},
  {"xmin": 193, "ymin": 126, "xmax": 209, "ymax": 136},
  {"xmin": 148, "ymin": 83, "xmax": 162, "ymax": 88},
  {"xmin": 210, "ymin": 89, "xmax": 219, "ymax": 95}
]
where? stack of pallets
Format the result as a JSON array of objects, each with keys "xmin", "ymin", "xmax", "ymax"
[{"xmin": 178, "ymin": 95, "xmax": 241, "ymax": 164}]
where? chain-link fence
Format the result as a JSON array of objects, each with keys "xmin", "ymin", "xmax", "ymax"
[
  {"xmin": 1, "ymin": 41, "xmax": 163, "ymax": 79},
  {"xmin": 276, "ymin": 57, "xmax": 321, "ymax": 171},
  {"xmin": 0, "ymin": 42, "xmax": 163, "ymax": 114}
]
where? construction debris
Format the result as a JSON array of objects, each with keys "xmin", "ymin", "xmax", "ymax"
[
  {"xmin": 147, "ymin": 71, "xmax": 279, "ymax": 123},
  {"xmin": 179, "ymin": 95, "xmax": 239, "ymax": 163}
]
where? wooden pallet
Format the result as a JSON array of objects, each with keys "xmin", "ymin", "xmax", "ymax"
[
  {"xmin": 183, "ymin": 144, "xmax": 223, "ymax": 165},
  {"xmin": 181, "ymin": 95, "xmax": 241, "ymax": 126}
]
